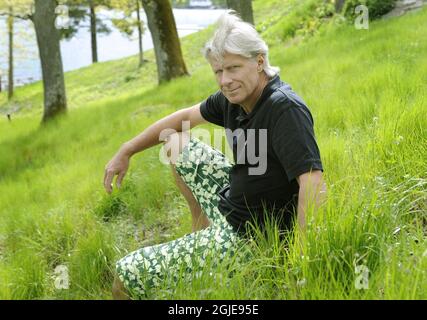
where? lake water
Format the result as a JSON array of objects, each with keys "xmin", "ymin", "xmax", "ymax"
[{"xmin": 0, "ymin": 8, "xmax": 226, "ymax": 87}]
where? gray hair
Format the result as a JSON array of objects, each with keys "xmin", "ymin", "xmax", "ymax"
[{"xmin": 203, "ymin": 10, "xmax": 280, "ymax": 78}]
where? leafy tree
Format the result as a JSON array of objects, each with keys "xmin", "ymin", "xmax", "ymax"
[
  {"xmin": 110, "ymin": 0, "xmax": 146, "ymax": 67},
  {"xmin": 64, "ymin": 0, "xmax": 113, "ymax": 63}
]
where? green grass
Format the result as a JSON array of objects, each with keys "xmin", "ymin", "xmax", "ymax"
[{"xmin": 0, "ymin": 1, "xmax": 426, "ymax": 299}]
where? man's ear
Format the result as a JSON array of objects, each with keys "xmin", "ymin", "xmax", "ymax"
[{"xmin": 257, "ymin": 54, "xmax": 265, "ymax": 72}]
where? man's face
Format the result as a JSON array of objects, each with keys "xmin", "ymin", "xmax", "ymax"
[{"xmin": 209, "ymin": 52, "xmax": 264, "ymax": 107}]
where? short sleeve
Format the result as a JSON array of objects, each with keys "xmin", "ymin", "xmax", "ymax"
[
  {"xmin": 200, "ymin": 91, "xmax": 227, "ymax": 127},
  {"xmin": 272, "ymin": 104, "xmax": 323, "ymax": 182}
]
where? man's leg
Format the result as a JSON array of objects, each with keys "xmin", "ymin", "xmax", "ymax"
[
  {"xmin": 166, "ymin": 131, "xmax": 210, "ymax": 232},
  {"xmin": 112, "ymin": 132, "xmax": 210, "ymax": 300},
  {"xmin": 114, "ymin": 222, "xmax": 240, "ymax": 299},
  {"xmin": 112, "ymin": 273, "xmax": 130, "ymax": 300},
  {"xmin": 112, "ymin": 134, "xmax": 236, "ymax": 299},
  {"xmin": 171, "ymin": 164, "xmax": 210, "ymax": 232}
]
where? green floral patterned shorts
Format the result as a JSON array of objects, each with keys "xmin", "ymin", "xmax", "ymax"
[{"xmin": 115, "ymin": 138, "xmax": 245, "ymax": 298}]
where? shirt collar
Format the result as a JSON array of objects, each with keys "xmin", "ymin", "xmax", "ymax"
[{"xmin": 235, "ymin": 75, "xmax": 282, "ymax": 123}]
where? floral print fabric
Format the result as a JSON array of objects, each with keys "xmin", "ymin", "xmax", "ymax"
[{"xmin": 115, "ymin": 138, "xmax": 243, "ymax": 298}]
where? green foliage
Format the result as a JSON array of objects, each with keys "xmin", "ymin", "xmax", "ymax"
[
  {"xmin": 94, "ymin": 193, "xmax": 129, "ymax": 221},
  {"xmin": 110, "ymin": 0, "xmax": 145, "ymax": 38},
  {"xmin": 93, "ymin": 174, "xmax": 140, "ymax": 221},
  {"xmin": 2, "ymin": 249, "xmax": 48, "ymax": 299},
  {"xmin": 259, "ymin": 0, "xmax": 336, "ymax": 45},
  {"xmin": 343, "ymin": 0, "xmax": 396, "ymax": 20},
  {"xmin": 59, "ymin": 6, "xmax": 87, "ymax": 40},
  {"xmin": 68, "ymin": 226, "xmax": 117, "ymax": 296},
  {"xmin": 61, "ymin": 0, "xmax": 113, "ymax": 40}
]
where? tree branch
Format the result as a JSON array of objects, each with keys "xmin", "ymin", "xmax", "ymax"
[{"xmin": 0, "ymin": 11, "xmax": 33, "ymax": 20}]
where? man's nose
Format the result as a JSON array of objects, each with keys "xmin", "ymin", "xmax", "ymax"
[{"xmin": 220, "ymin": 71, "xmax": 233, "ymax": 87}]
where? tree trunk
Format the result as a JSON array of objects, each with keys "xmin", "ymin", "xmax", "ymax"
[
  {"xmin": 335, "ymin": 0, "xmax": 346, "ymax": 13},
  {"xmin": 136, "ymin": 0, "xmax": 144, "ymax": 67},
  {"xmin": 32, "ymin": 0, "xmax": 67, "ymax": 123},
  {"xmin": 226, "ymin": 0, "xmax": 254, "ymax": 25},
  {"xmin": 7, "ymin": 6, "xmax": 14, "ymax": 100},
  {"xmin": 89, "ymin": 1, "xmax": 98, "ymax": 63},
  {"xmin": 141, "ymin": 0, "xmax": 188, "ymax": 84}
]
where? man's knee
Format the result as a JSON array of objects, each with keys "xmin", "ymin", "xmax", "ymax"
[{"xmin": 162, "ymin": 131, "xmax": 191, "ymax": 165}]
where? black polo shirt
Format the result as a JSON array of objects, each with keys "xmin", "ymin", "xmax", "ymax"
[{"xmin": 200, "ymin": 75, "xmax": 323, "ymax": 237}]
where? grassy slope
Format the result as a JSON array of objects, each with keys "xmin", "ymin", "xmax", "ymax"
[{"xmin": 0, "ymin": 1, "xmax": 426, "ymax": 299}]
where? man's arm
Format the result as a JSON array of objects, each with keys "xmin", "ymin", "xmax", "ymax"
[
  {"xmin": 103, "ymin": 103, "xmax": 207, "ymax": 193},
  {"xmin": 296, "ymin": 170, "xmax": 327, "ymax": 235},
  {"xmin": 120, "ymin": 103, "xmax": 207, "ymax": 157}
]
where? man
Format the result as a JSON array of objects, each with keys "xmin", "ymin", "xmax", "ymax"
[{"xmin": 104, "ymin": 12, "xmax": 326, "ymax": 299}]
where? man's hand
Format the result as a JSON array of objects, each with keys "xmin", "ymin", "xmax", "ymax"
[
  {"xmin": 295, "ymin": 170, "xmax": 327, "ymax": 255},
  {"xmin": 104, "ymin": 148, "xmax": 131, "ymax": 194},
  {"xmin": 102, "ymin": 103, "xmax": 207, "ymax": 195}
]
